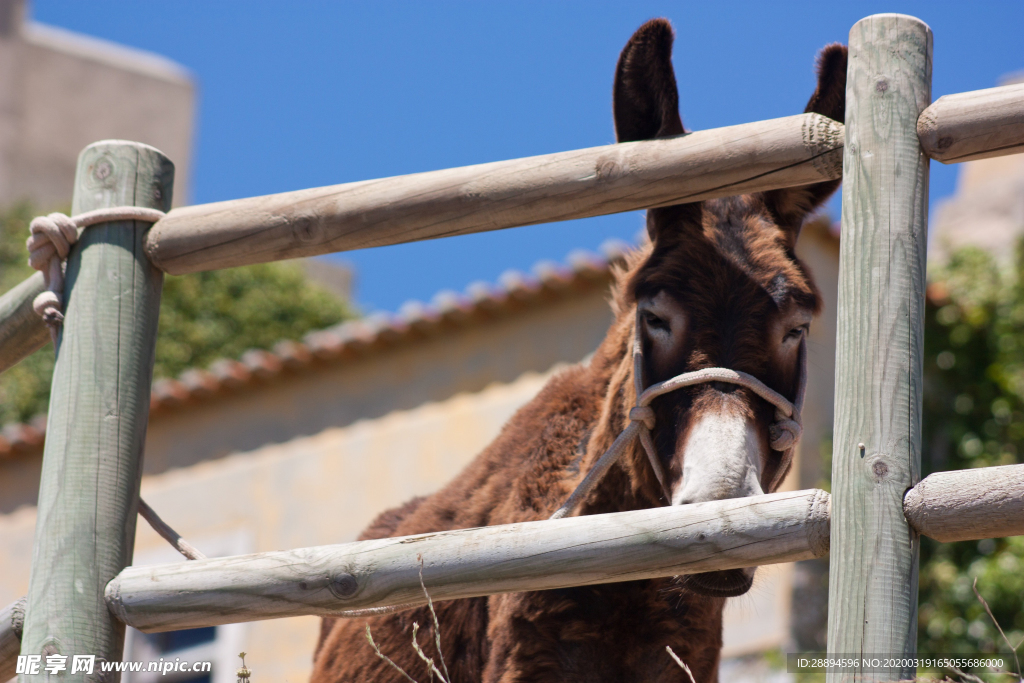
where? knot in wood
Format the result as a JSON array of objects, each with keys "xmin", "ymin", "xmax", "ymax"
[
  {"xmin": 594, "ymin": 155, "xmax": 621, "ymax": 181},
  {"xmin": 329, "ymin": 572, "xmax": 359, "ymax": 599}
]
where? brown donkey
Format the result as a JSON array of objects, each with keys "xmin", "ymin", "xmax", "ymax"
[{"xmin": 311, "ymin": 18, "xmax": 846, "ymax": 683}]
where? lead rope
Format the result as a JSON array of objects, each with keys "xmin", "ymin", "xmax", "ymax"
[
  {"xmin": 26, "ymin": 208, "xmax": 167, "ymax": 345},
  {"xmin": 550, "ymin": 309, "xmax": 806, "ymax": 520}
]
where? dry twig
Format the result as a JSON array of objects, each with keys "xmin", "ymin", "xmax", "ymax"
[
  {"xmin": 666, "ymin": 646, "xmax": 697, "ymax": 683},
  {"xmin": 419, "ymin": 555, "xmax": 452, "ymax": 683},
  {"xmin": 411, "ymin": 622, "xmax": 449, "ymax": 683},
  {"xmin": 365, "ymin": 556, "xmax": 452, "ymax": 683},
  {"xmin": 947, "ymin": 665, "xmax": 987, "ymax": 683},
  {"xmin": 365, "ymin": 625, "xmax": 420, "ymax": 683},
  {"xmin": 972, "ymin": 577, "xmax": 1024, "ymax": 681}
]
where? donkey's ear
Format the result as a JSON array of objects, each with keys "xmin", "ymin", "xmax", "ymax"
[
  {"xmin": 804, "ymin": 43, "xmax": 847, "ymax": 124},
  {"xmin": 613, "ymin": 19, "xmax": 685, "ymax": 142},
  {"xmin": 763, "ymin": 43, "xmax": 848, "ymax": 245}
]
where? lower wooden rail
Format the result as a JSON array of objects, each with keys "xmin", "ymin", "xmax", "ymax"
[
  {"xmin": 1, "ymin": 464, "xmax": 1021, "ymax": 661},
  {"xmin": 0, "ymin": 598, "xmax": 24, "ymax": 682},
  {"xmin": 903, "ymin": 464, "xmax": 1024, "ymax": 543},
  {"xmin": 107, "ymin": 489, "xmax": 831, "ymax": 632}
]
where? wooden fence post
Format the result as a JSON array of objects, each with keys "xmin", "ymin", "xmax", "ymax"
[
  {"xmin": 827, "ymin": 14, "xmax": 932, "ymax": 682},
  {"xmin": 18, "ymin": 141, "xmax": 173, "ymax": 680}
]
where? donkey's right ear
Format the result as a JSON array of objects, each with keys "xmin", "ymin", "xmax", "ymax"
[{"xmin": 613, "ymin": 19, "xmax": 685, "ymax": 143}]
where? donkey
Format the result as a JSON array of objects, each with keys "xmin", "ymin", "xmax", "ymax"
[{"xmin": 311, "ymin": 18, "xmax": 846, "ymax": 683}]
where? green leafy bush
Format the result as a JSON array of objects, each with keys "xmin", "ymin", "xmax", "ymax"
[{"xmin": 919, "ymin": 245, "xmax": 1024, "ymax": 662}]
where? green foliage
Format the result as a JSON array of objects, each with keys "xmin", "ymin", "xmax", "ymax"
[
  {"xmin": 0, "ymin": 204, "xmax": 355, "ymax": 426},
  {"xmin": 0, "ymin": 202, "xmax": 36, "ymax": 293},
  {"xmin": 153, "ymin": 263, "xmax": 353, "ymax": 379},
  {"xmin": 0, "ymin": 203, "xmax": 53, "ymax": 423},
  {"xmin": 919, "ymin": 244, "xmax": 1024, "ymax": 664}
]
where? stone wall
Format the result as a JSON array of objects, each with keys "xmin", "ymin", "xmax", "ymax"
[{"xmin": 0, "ymin": 0, "xmax": 193, "ymax": 209}]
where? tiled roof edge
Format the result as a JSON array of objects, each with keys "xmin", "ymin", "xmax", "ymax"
[{"xmin": 0, "ymin": 240, "xmax": 631, "ymax": 458}]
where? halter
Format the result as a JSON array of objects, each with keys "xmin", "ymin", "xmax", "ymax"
[{"xmin": 550, "ymin": 310, "xmax": 807, "ymax": 520}]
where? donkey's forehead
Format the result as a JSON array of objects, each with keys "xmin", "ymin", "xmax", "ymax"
[{"xmin": 636, "ymin": 196, "xmax": 819, "ymax": 311}]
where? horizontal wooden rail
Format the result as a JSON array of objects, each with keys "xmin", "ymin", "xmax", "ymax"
[
  {"xmin": 918, "ymin": 82, "xmax": 1024, "ymax": 163},
  {"xmin": 0, "ymin": 597, "xmax": 24, "ymax": 682},
  {"xmin": 0, "ymin": 113, "xmax": 842, "ymax": 376},
  {"xmin": 99, "ymin": 465, "xmax": 1024, "ymax": 633},
  {"xmin": 0, "ymin": 464, "xmax": 1020, "ymax": 657},
  {"xmin": 903, "ymin": 464, "xmax": 1024, "ymax": 542},
  {"xmin": 145, "ymin": 113, "xmax": 843, "ymax": 274},
  {"xmin": 3, "ymin": 81, "xmax": 1023, "ymax": 376},
  {"xmin": 106, "ymin": 489, "xmax": 832, "ymax": 632},
  {"xmin": 0, "ymin": 272, "xmax": 48, "ymax": 374}
]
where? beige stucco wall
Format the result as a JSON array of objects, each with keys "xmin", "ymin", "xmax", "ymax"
[
  {"xmin": 0, "ymin": 0, "xmax": 194, "ymax": 208},
  {"xmin": 0, "ymin": 367, "xmax": 561, "ymax": 683},
  {"xmin": 0, "ymin": 283, "xmax": 615, "ymax": 515}
]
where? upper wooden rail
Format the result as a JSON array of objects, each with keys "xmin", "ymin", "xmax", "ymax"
[
  {"xmin": 919, "ymin": 82, "xmax": 1024, "ymax": 163},
  {"xmin": 145, "ymin": 113, "xmax": 843, "ymax": 274},
  {"xmin": 1, "ymin": 82, "xmax": 1022, "ymax": 376}
]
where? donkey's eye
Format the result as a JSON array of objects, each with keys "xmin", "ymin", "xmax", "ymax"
[
  {"xmin": 643, "ymin": 311, "xmax": 670, "ymax": 333},
  {"xmin": 784, "ymin": 325, "xmax": 809, "ymax": 342}
]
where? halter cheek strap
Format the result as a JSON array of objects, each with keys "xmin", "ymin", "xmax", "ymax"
[{"xmin": 550, "ymin": 310, "xmax": 807, "ymax": 520}]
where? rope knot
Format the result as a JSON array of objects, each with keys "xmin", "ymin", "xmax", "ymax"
[
  {"xmin": 24, "ymin": 207, "xmax": 166, "ymax": 345},
  {"xmin": 27, "ymin": 212, "xmax": 78, "ymax": 268},
  {"xmin": 769, "ymin": 415, "xmax": 802, "ymax": 451},
  {"xmin": 628, "ymin": 405, "xmax": 656, "ymax": 430},
  {"xmin": 32, "ymin": 291, "xmax": 64, "ymax": 324}
]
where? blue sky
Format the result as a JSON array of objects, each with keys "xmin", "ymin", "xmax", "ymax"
[{"xmin": 32, "ymin": 1, "xmax": 1024, "ymax": 313}]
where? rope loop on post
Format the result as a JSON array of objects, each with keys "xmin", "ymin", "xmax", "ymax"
[{"xmin": 26, "ymin": 207, "xmax": 167, "ymax": 344}]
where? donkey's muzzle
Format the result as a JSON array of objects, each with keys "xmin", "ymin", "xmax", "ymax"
[{"xmin": 678, "ymin": 567, "xmax": 755, "ymax": 598}]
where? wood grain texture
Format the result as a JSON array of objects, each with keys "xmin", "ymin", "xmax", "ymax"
[
  {"xmin": 105, "ymin": 489, "xmax": 831, "ymax": 633},
  {"xmin": 918, "ymin": 82, "xmax": 1024, "ymax": 163},
  {"xmin": 18, "ymin": 141, "xmax": 173, "ymax": 682},
  {"xmin": 0, "ymin": 460, "xmax": 1014, "ymax": 668},
  {"xmin": 0, "ymin": 271, "xmax": 48, "ymax": 374},
  {"xmin": 145, "ymin": 113, "xmax": 843, "ymax": 274},
  {"xmin": 0, "ymin": 114, "xmax": 843, "ymax": 375},
  {"xmin": 827, "ymin": 14, "xmax": 932, "ymax": 682},
  {"xmin": 904, "ymin": 464, "xmax": 1024, "ymax": 542},
  {"xmin": 0, "ymin": 598, "xmax": 25, "ymax": 681}
]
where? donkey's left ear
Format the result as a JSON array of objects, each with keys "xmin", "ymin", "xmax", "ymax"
[
  {"xmin": 763, "ymin": 43, "xmax": 848, "ymax": 246},
  {"xmin": 613, "ymin": 18, "xmax": 686, "ymax": 143}
]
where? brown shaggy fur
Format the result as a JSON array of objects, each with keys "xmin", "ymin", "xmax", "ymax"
[{"xmin": 311, "ymin": 19, "xmax": 847, "ymax": 683}]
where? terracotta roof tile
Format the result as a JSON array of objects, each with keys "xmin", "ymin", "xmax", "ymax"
[
  {"xmin": 241, "ymin": 349, "xmax": 284, "ymax": 379},
  {"xmin": 208, "ymin": 358, "xmax": 251, "ymax": 388}
]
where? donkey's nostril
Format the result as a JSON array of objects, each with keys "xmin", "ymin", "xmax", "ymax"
[{"xmin": 712, "ymin": 381, "xmax": 737, "ymax": 393}]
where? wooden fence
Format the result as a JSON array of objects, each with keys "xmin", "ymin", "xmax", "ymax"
[{"xmin": 2, "ymin": 12, "xmax": 1024, "ymax": 683}]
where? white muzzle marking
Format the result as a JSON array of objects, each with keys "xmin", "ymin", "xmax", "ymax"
[{"xmin": 672, "ymin": 407, "xmax": 764, "ymax": 506}]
